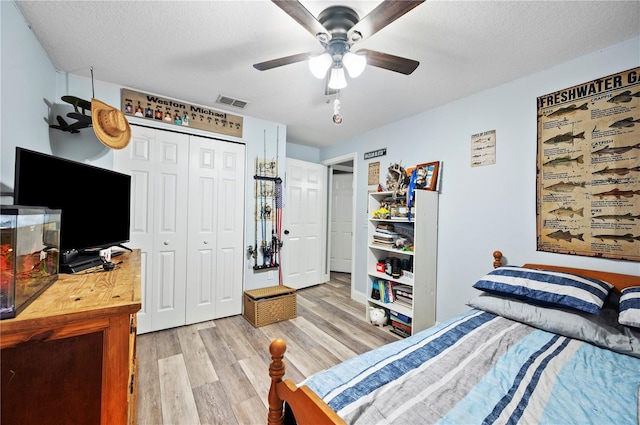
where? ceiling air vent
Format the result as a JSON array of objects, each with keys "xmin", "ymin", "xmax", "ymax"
[{"xmin": 216, "ymin": 95, "xmax": 248, "ymax": 109}]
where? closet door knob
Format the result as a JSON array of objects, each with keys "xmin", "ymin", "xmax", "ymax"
[
  {"xmin": 164, "ymin": 241, "xmax": 169, "ymax": 245},
  {"xmin": 204, "ymin": 240, "xmax": 209, "ymax": 245},
  {"xmin": 284, "ymin": 230, "xmax": 290, "ymax": 235}
]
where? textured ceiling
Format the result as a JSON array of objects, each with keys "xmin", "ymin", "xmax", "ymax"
[{"xmin": 15, "ymin": 1, "xmax": 640, "ymax": 148}]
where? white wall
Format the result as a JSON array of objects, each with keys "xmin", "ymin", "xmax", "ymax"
[
  {"xmin": 320, "ymin": 36, "xmax": 640, "ymax": 323},
  {"xmin": 1, "ymin": 2, "xmax": 57, "ymax": 193},
  {"xmin": 1, "ymin": 1, "xmax": 286, "ymax": 291},
  {"xmin": 286, "ymin": 142, "xmax": 320, "ymax": 162}
]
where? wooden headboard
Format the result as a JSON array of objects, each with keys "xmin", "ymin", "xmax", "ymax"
[{"xmin": 522, "ymin": 263, "xmax": 640, "ymax": 293}]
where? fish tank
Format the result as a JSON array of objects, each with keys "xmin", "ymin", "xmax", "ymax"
[{"xmin": 0, "ymin": 206, "xmax": 61, "ymax": 319}]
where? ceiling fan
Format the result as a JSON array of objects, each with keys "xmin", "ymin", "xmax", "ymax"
[{"xmin": 253, "ymin": 0, "xmax": 425, "ymax": 91}]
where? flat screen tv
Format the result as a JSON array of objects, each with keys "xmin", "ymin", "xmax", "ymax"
[{"xmin": 13, "ymin": 147, "xmax": 131, "ymax": 263}]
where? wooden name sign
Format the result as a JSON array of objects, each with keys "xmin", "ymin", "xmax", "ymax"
[{"xmin": 121, "ymin": 88, "xmax": 243, "ymax": 138}]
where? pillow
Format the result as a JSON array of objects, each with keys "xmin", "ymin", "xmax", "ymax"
[
  {"xmin": 619, "ymin": 286, "xmax": 640, "ymax": 328},
  {"xmin": 468, "ymin": 293, "xmax": 640, "ymax": 358},
  {"xmin": 472, "ymin": 266, "xmax": 613, "ymax": 314}
]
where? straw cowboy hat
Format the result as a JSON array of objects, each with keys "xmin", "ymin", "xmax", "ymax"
[{"xmin": 91, "ymin": 98, "xmax": 131, "ymax": 149}]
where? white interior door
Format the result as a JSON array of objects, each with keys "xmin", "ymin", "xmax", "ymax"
[
  {"xmin": 150, "ymin": 130, "xmax": 189, "ymax": 331},
  {"xmin": 114, "ymin": 126, "xmax": 156, "ymax": 333},
  {"xmin": 186, "ymin": 136, "xmax": 245, "ymax": 323},
  {"xmin": 330, "ymin": 173, "xmax": 353, "ymax": 273},
  {"xmin": 282, "ymin": 159, "xmax": 326, "ymax": 289},
  {"xmin": 114, "ymin": 126, "xmax": 189, "ymax": 333}
]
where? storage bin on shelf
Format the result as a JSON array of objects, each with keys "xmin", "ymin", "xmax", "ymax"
[{"xmin": 243, "ymin": 285, "xmax": 296, "ymax": 327}]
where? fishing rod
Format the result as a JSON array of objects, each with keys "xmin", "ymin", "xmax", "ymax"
[
  {"xmin": 261, "ymin": 129, "xmax": 269, "ymax": 267},
  {"xmin": 275, "ymin": 127, "xmax": 283, "ymax": 281},
  {"xmin": 247, "ymin": 155, "xmax": 259, "ymax": 267}
]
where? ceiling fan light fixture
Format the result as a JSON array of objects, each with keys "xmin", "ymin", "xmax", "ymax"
[
  {"xmin": 309, "ymin": 52, "xmax": 332, "ymax": 79},
  {"xmin": 328, "ymin": 66, "xmax": 347, "ymax": 90},
  {"xmin": 343, "ymin": 51, "xmax": 366, "ymax": 78}
]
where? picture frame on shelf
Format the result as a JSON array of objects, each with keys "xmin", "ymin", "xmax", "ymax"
[{"xmin": 414, "ymin": 161, "xmax": 439, "ymax": 190}]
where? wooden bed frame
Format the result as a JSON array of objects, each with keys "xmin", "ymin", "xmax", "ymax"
[{"xmin": 267, "ymin": 250, "xmax": 640, "ymax": 425}]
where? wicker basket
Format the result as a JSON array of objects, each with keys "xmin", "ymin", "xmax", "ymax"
[{"xmin": 243, "ymin": 285, "xmax": 297, "ymax": 327}]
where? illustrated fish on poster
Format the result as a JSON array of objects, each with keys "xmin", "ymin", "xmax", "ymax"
[
  {"xmin": 593, "ymin": 188, "xmax": 640, "ymax": 199},
  {"xmin": 544, "ymin": 181, "xmax": 587, "ymax": 192},
  {"xmin": 543, "ymin": 155, "xmax": 584, "ymax": 167},
  {"xmin": 609, "ymin": 117, "xmax": 640, "ymax": 128},
  {"xmin": 593, "ymin": 233, "xmax": 640, "ymax": 242},
  {"xmin": 547, "ymin": 103, "xmax": 589, "ymax": 118},
  {"xmin": 549, "ymin": 207, "xmax": 584, "ymax": 217},
  {"xmin": 547, "ymin": 230, "xmax": 584, "ymax": 242},
  {"xmin": 592, "ymin": 143, "xmax": 640, "ymax": 156},
  {"xmin": 543, "ymin": 131, "xmax": 585, "ymax": 145},
  {"xmin": 592, "ymin": 213, "xmax": 640, "ymax": 221},
  {"xmin": 607, "ymin": 90, "xmax": 640, "ymax": 104},
  {"xmin": 593, "ymin": 166, "xmax": 640, "ymax": 176}
]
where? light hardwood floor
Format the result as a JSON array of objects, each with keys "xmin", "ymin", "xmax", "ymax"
[{"xmin": 136, "ymin": 273, "xmax": 400, "ymax": 425}]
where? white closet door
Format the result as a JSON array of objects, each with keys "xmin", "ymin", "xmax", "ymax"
[
  {"xmin": 186, "ymin": 136, "xmax": 245, "ymax": 323},
  {"xmin": 152, "ymin": 130, "xmax": 190, "ymax": 331},
  {"xmin": 115, "ymin": 126, "xmax": 189, "ymax": 333},
  {"xmin": 114, "ymin": 126, "xmax": 156, "ymax": 333}
]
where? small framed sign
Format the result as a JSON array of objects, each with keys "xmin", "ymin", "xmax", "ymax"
[
  {"xmin": 364, "ymin": 148, "xmax": 387, "ymax": 160},
  {"xmin": 368, "ymin": 161, "xmax": 380, "ymax": 185}
]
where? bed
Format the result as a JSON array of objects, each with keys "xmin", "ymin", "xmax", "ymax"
[{"xmin": 267, "ymin": 251, "xmax": 640, "ymax": 425}]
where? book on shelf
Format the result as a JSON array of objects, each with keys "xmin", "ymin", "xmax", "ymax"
[
  {"xmin": 389, "ymin": 313, "xmax": 411, "ymax": 326},
  {"xmin": 390, "ymin": 326, "xmax": 411, "ymax": 338},
  {"xmin": 393, "ymin": 284, "xmax": 413, "ymax": 294},
  {"xmin": 389, "ymin": 310, "xmax": 412, "ymax": 324},
  {"xmin": 371, "ymin": 240, "xmax": 395, "ymax": 248},
  {"xmin": 391, "ymin": 320, "xmax": 412, "ymax": 333},
  {"xmin": 375, "ymin": 223, "xmax": 395, "ymax": 232},
  {"xmin": 393, "ymin": 298, "xmax": 412, "ymax": 309},
  {"xmin": 373, "ymin": 234, "xmax": 396, "ymax": 243},
  {"xmin": 377, "ymin": 279, "xmax": 396, "ymax": 303},
  {"xmin": 395, "ymin": 294, "xmax": 413, "ymax": 304},
  {"xmin": 371, "ymin": 280, "xmax": 381, "ymax": 300}
]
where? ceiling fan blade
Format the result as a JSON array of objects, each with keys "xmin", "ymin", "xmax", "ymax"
[
  {"xmin": 348, "ymin": 0, "xmax": 425, "ymax": 41},
  {"xmin": 272, "ymin": 0, "xmax": 330, "ymax": 41},
  {"xmin": 253, "ymin": 52, "xmax": 311, "ymax": 71},
  {"xmin": 359, "ymin": 49, "xmax": 419, "ymax": 75}
]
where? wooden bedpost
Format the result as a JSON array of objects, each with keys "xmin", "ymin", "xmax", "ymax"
[
  {"xmin": 493, "ymin": 250, "xmax": 503, "ymax": 268},
  {"xmin": 268, "ymin": 338, "xmax": 287, "ymax": 425}
]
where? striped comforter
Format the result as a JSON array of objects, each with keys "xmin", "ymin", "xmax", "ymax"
[{"xmin": 304, "ymin": 310, "xmax": 640, "ymax": 424}]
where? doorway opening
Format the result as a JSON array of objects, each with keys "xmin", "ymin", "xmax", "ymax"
[{"xmin": 323, "ymin": 153, "xmax": 357, "ymax": 300}]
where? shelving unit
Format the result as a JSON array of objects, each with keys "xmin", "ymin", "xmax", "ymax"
[{"xmin": 366, "ymin": 190, "xmax": 438, "ymax": 336}]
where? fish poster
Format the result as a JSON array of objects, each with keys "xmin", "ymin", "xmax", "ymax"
[
  {"xmin": 536, "ymin": 67, "xmax": 640, "ymax": 262},
  {"xmin": 471, "ymin": 129, "xmax": 496, "ymax": 167}
]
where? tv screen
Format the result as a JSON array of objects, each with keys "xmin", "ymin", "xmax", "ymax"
[{"xmin": 13, "ymin": 148, "xmax": 131, "ymax": 257}]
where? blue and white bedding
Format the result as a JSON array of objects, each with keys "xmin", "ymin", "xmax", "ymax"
[{"xmin": 303, "ymin": 307, "xmax": 640, "ymax": 424}]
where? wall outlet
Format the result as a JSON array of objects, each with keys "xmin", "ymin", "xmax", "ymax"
[{"xmin": 268, "ymin": 270, "xmax": 274, "ymax": 280}]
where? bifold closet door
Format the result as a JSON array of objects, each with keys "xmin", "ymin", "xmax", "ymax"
[
  {"xmin": 115, "ymin": 126, "xmax": 189, "ymax": 334},
  {"xmin": 186, "ymin": 136, "xmax": 245, "ymax": 323}
]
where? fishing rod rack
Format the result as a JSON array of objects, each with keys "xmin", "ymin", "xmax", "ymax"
[{"xmin": 248, "ymin": 158, "xmax": 283, "ymax": 272}]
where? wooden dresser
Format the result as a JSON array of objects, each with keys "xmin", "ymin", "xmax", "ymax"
[{"xmin": 0, "ymin": 249, "xmax": 142, "ymax": 425}]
